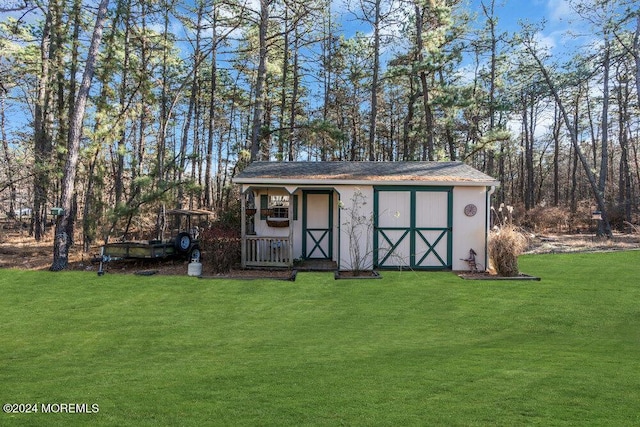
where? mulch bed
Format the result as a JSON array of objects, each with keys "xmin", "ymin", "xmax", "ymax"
[
  {"xmin": 200, "ymin": 269, "xmax": 297, "ymax": 281},
  {"xmin": 458, "ymin": 272, "xmax": 540, "ymax": 281}
]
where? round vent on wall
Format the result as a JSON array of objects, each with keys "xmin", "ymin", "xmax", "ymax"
[{"xmin": 464, "ymin": 204, "xmax": 477, "ymax": 217}]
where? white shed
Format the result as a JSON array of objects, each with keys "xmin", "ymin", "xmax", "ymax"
[{"xmin": 233, "ymin": 161, "xmax": 499, "ymax": 272}]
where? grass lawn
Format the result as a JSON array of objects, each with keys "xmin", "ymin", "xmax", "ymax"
[{"xmin": 1, "ymin": 251, "xmax": 640, "ymax": 426}]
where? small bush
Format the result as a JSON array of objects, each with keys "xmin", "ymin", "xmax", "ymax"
[
  {"xmin": 200, "ymin": 226, "xmax": 241, "ymax": 273},
  {"xmin": 624, "ymin": 221, "xmax": 640, "ymax": 236},
  {"xmin": 524, "ymin": 206, "xmax": 569, "ymax": 232},
  {"xmin": 489, "ymin": 224, "xmax": 529, "ymax": 277}
]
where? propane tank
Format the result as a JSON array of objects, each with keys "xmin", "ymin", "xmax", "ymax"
[{"xmin": 188, "ymin": 261, "xmax": 202, "ymax": 277}]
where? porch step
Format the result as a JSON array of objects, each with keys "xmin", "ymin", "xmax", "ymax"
[{"xmin": 296, "ymin": 260, "xmax": 337, "ymax": 271}]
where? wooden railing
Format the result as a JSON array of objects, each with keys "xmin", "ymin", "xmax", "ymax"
[{"xmin": 243, "ymin": 236, "xmax": 292, "ymax": 267}]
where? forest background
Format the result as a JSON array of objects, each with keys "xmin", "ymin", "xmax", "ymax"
[{"xmin": 0, "ymin": 0, "xmax": 638, "ymax": 268}]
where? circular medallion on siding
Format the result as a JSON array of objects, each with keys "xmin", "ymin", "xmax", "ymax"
[{"xmin": 464, "ymin": 204, "xmax": 477, "ymax": 217}]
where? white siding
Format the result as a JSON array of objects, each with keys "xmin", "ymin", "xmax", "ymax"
[
  {"xmin": 336, "ymin": 186, "xmax": 375, "ymax": 271},
  {"xmin": 452, "ymin": 187, "xmax": 489, "ymax": 271}
]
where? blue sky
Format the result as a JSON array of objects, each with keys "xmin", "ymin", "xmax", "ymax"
[
  {"xmin": 467, "ymin": 0, "xmax": 580, "ymax": 52},
  {"xmin": 473, "ymin": 0, "xmax": 561, "ymax": 29},
  {"xmin": 334, "ymin": 0, "xmax": 581, "ymax": 64}
]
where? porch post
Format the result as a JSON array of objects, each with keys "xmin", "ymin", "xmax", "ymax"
[
  {"xmin": 288, "ymin": 190, "xmax": 294, "ymax": 267},
  {"xmin": 241, "ymin": 187, "xmax": 247, "ymax": 268}
]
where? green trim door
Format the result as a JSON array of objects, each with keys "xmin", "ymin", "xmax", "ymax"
[
  {"xmin": 303, "ymin": 191, "xmax": 333, "ymax": 259},
  {"xmin": 374, "ymin": 187, "xmax": 452, "ymax": 270}
]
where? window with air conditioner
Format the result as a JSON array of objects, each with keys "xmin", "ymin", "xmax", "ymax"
[{"xmin": 269, "ymin": 195, "xmax": 289, "ymax": 218}]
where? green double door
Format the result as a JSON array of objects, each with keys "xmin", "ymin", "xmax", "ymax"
[{"xmin": 374, "ymin": 187, "xmax": 452, "ymax": 270}]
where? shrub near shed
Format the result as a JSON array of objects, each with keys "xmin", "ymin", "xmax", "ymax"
[{"xmin": 200, "ymin": 226, "xmax": 241, "ymax": 273}]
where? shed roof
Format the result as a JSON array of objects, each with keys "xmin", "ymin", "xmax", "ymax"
[{"xmin": 234, "ymin": 161, "xmax": 499, "ymax": 187}]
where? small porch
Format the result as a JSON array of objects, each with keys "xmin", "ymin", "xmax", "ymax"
[
  {"xmin": 240, "ymin": 185, "xmax": 338, "ymax": 269},
  {"xmin": 244, "ymin": 236, "xmax": 292, "ymax": 268}
]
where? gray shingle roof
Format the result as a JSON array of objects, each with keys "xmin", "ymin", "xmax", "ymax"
[{"xmin": 234, "ymin": 161, "xmax": 498, "ymax": 185}]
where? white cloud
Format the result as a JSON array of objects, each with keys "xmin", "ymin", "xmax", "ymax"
[
  {"xmin": 546, "ymin": 0, "xmax": 575, "ymax": 24},
  {"xmin": 534, "ymin": 31, "xmax": 556, "ymax": 51},
  {"xmin": 454, "ymin": 64, "xmax": 477, "ymax": 86}
]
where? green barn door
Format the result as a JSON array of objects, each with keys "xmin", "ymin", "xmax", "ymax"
[
  {"xmin": 374, "ymin": 189, "xmax": 412, "ymax": 268},
  {"xmin": 303, "ymin": 191, "xmax": 333, "ymax": 259},
  {"xmin": 413, "ymin": 189, "xmax": 452, "ymax": 269},
  {"xmin": 374, "ymin": 187, "xmax": 452, "ymax": 270}
]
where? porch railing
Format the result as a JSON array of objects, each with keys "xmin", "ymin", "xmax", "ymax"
[{"xmin": 243, "ymin": 236, "xmax": 292, "ymax": 267}]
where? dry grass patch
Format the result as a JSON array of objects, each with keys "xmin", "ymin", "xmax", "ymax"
[{"xmin": 489, "ymin": 224, "xmax": 530, "ymax": 277}]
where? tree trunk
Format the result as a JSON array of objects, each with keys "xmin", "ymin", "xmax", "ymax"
[
  {"xmin": 288, "ymin": 27, "xmax": 300, "ymax": 162},
  {"xmin": 249, "ymin": 0, "xmax": 270, "ymax": 161},
  {"xmin": 320, "ymin": 7, "xmax": 333, "ymax": 162},
  {"xmin": 115, "ymin": 0, "xmax": 131, "ymax": 208},
  {"xmin": 634, "ymin": 13, "xmax": 640, "ymax": 110},
  {"xmin": 51, "ymin": 0, "xmax": 110, "ymax": 271},
  {"xmin": 616, "ymin": 67, "xmax": 632, "ymax": 224},
  {"xmin": 205, "ymin": 3, "xmax": 218, "ymax": 207},
  {"xmin": 597, "ymin": 35, "xmax": 611, "ymax": 237},
  {"xmin": 178, "ymin": 3, "xmax": 203, "ymax": 209},
  {"xmin": 53, "ymin": 0, "xmax": 68, "ymax": 197},
  {"xmin": 33, "ymin": 7, "xmax": 54, "ymax": 241},
  {"xmin": 1, "ymin": 95, "xmax": 17, "ymax": 218},
  {"xmin": 367, "ymin": 0, "xmax": 381, "ymax": 161},
  {"xmin": 552, "ymin": 103, "xmax": 561, "ymax": 206},
  {"xmin": 522, "ymin": 90, "xmax": 535, "ymax": 210},
  {"xmin": 154, "ymin": 4, "xmax": 171, "ymax": 239},
  {"xmin": 415, "ymin": 3, "xmax": 434, "ymax": 161},
  {"xmin": 277, "ymin": 6, "xmax": 290, "ymax": 161},
  {"xmin": 349, "ymin": 102, "xmax": 359, "ymax": 161},
  {"xmin": 483, "ymin": 0, "xmax": 497, "ymax": 176},
  {"xmin": 570, "ymin": 144, "xmax": 578, "ymax": 215},
  {"xmin": 403, "ymin": 79, "xmax": 418, "ymax": 160},
  {"xmin": 569, "ymin": 87, "xmax": 581, "ymax": 215}
]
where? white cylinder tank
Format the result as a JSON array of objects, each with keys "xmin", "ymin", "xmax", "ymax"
[{"xmin": 188, "ymin": 262, "xmax": 202, "ymax": 277}]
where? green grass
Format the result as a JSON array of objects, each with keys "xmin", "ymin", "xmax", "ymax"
[{"xmin": 1, "ymin": 251, "xmax": 640, "ymax": 426}]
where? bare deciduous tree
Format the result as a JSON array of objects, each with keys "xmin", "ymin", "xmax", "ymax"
[{"xmin": 51, "ymin": 0, "xmax": 110, "ymax": 271}]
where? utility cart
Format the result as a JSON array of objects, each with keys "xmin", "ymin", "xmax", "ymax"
[{"xmin": 99, "ymin": 209, "xmax": 213, "ymax": 263}]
